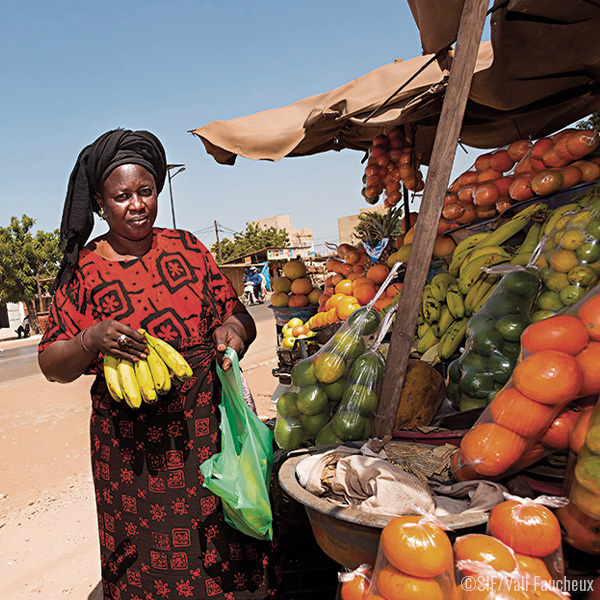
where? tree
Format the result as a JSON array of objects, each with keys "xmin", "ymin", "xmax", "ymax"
[
  {"xmin": 0, "ymin": 215, "xmax": 61, "ymax": 333},
  {"xmin": 211, "ymin": 222, "xmax": 290, "ymax": 263}
]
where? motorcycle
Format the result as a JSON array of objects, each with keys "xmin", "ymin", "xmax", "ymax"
[{"xmin": 241, "ymin": 282, "xmax": 265, "ymax": 306}]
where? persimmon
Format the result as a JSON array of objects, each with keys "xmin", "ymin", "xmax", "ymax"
[
  {"xmin": 575, "ymin": 341, "xmax": 600, "ymax": 397},
  {"xmin": 437, "ymin": 217, "xmax": 453, "ymax": 234},
  {"xmin": 570, "ymin": 408, "xmax": 594, "ymax": 454},
  {"xmin": 489, "ymin": 387, "xmax": 556, "ymax": 438},
  {"xmin": 566, "ymin": 129, "xmax": 600, "ymax": 158},
  {"xmin": 474, "ymin": 183, "xmax": 500, "ymax": 207},
  {"xmin": 509, "ymin": 175, "xmax": 535, "ymax": 201},
  {"xmin": 513, "ymin": 552, "xmax": 552, "ymax": 582},
  {"xmin": 520, "ymin": 314, "xmax": 589, "ymax": 355},
  {"xmin": 354, "ymin": 283, "xmax": 377, "ymax": 305},
  {"xmin": 339, "ymin": 262, "xmax": 353, "ymax": 276},
  {"xmin": 512, "ymin": 350, "xmax": 582, "ymax": 405},
  {"xmin": 375, "ymin": 565, "xmax": 444, "ymax": 600},
  {"xmin": 331, "ymin": 273, "xmax": 344, "ymax": 286},
  {"xmin": 507, "ymin": 139, "xmax": 531, "ymax": 162},
  {"xmin": 460, "ymin": 423, "xmax": 527, "ymax": 477},
  {"xmin": 511, "ymin": 443, "xmax": 547, "ymax": 471},
  {"xmin": 556, "ymin": 501, "xmax": 600, "ymax": 555},
  {"xmin": 488, "ymin": 500, "xmax": 562, "ymax": 557},
  {"xmin": 458, "ymin": 170, "xmax": 479, "ymax": 186},
  {"xmin": 340, "ymin": 569, "xmax": 372, "ymax": 600},
  {"xmin": 442, "ymin": 203, "xmax": 465, "ymax": 220},
  {"xmin": 450, "ymin": 450, "xmax": 479, "ymax": 481},
  {"xmin": 456, "ymin": 204, "xmax": 478, "ymax": 224},
  {"xmin": 373, "ymin": 296, "xmax": 393, "ymax": 312},
  {"xmin": 559, "ymin": 165, "xmax": 583, "ymax": 189},
  {"xmin": 366, "ymin": 264, "xmax": 390, "ymax": 285},
  {"xmin": 531, "ymin": 138, "xmax": 553, "ymax": 160},
  {"xmin": 386, "ymin": 282, "xmax": 403, "ymax": 298},
  {"xmin": 380, "ymin": 515, "xmax": 453, "ymax": 578},
  {"xmin": 454, "ymin": 533, "xmax": 517, "ymax": 573},
  {"xmin": 578, "ymin": 294, "xmax": 600, "ymax": 341},
  {"xmin": 477, "ymin": 168, "xmax": 503, "ymax": 183},
  {"xmin": 326, "ymin": 257, "xmax": 345, "ymax": 273},
  {"xmin": 475, "ymin": 153, "xmax": 492, "ymax": 171},
  {"xmin": 490, "ymin": 149, "xmax": 515, "ymax": 173},
  {"xmin": 352, "ymin": 263, "xmax": 365, "ymax": 274},
  {"xmin": 540, "ymin": 405, "xmax": 581, "ymax": 450},
  {"xmin": 495, "ymin": 199, "xmax": 513, "ymax": 214}
]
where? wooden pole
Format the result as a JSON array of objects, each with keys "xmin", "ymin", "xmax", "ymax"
[
  {"xmin": 373, "ymin": 0, "xmax": 489, "ymax": 439},
  {"xmin": 214, "ymin": 220, "xmax": 223, "ymax": 263}
]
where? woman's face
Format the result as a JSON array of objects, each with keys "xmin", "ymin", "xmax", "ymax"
[{"xmin": 96, "ymin": 164, "xmax": 158, "ymax": 241}]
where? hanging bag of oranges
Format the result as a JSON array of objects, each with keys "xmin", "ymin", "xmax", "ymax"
[
  {"xmin": 363, "ymin": 512, "xmax": 456, "ymax": 600},
  {"xmin": 452, "ymin": 283, "xmax": 600, "ymax": 480}
]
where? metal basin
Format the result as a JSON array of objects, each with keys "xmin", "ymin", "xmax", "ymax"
[{"xmin": 278, "ymin": 451, "xmax": 489, "ymax": 569}]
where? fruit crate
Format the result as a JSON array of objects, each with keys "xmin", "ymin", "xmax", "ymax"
[
  {"xmin": 268, "ymin": 305, "xmax": 318, "ymax": 327},
  {"xmin": 273, "ymin": 338, "xmax": 320, "ymax": 380}
]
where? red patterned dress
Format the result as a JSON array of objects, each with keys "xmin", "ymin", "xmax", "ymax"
[{"xmin": 40, "ymin": 229, "xmax": 281, "ymax": 600}]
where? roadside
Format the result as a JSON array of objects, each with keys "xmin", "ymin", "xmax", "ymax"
[{"xmin": 0, "ymin": 307, "xmax": 279, "ymax": 599}]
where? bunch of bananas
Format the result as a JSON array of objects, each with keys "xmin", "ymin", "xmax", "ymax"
[
  {"xmin": 416, "ymin": 203, "xmax": 549, "ymax": 360},
  {"xmin": 103, "ymin": 330, "xmax": 193, "ymax": 409}
]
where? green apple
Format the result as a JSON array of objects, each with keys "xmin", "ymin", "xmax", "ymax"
[
  {"xmin": 281, "ymin": 336, "xmax": 296, "ymax": 350},
  {"xmin": 287, "ymin": 318, "xmax": 304, "ymax": 328}
]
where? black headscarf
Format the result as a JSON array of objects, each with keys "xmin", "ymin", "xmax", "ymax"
[{"xmin": 55, "ymin": 129, "xmax": 167, "ymax": 290}]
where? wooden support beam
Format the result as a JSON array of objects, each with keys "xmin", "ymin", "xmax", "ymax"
[{"xmin": 373, "ymin": 0, "xmax": 489, "ymax": 438}]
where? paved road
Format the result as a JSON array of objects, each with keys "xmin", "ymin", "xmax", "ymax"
[{"xmin": 0, "ymin": 302, "xmax": 276, "ymax": 385}]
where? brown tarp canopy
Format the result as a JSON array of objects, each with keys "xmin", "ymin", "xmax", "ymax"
[{"xmin": 190, "ymin": 0, "xmax": 600, "ymax": 165}]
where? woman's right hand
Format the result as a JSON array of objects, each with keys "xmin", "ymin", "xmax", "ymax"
[{"xmin": 83, "ymin": 320, "xmax": 148, "ymax": 361}]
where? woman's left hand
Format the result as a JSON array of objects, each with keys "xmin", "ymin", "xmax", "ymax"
[{"xmin": 213, "ymin": 324, "xmax": 245, "ymax": 371}]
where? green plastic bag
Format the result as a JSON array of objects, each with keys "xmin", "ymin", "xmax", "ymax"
[{"xmin": 199, "ymin": 348, "xmax": 274, "ymax": 540}]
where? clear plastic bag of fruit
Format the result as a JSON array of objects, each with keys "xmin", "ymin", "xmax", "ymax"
[
  {"xmin": 452, "ymin": 283, "xmax": 600, "ymax": 479},
  {"xmin": 338, "ymin": 564, "xmax": 373, "ymax": 600},
  {"xmin": 530, "ymin": 183, "xmax": 600, "ymax": 319},
  {"xmin": 569, "ymin": 392, "xmax": 600, "ymax": 520},
  {"xmin": 273, "ymin": 265, "xmax": 401, "ymax": 450},
  {"xmin": 364, "ymin": 512, "xmax": 456, "ymax": 600},
  {"xmin": 485, "ymin": 495, "xmax": 566, "ymax": 583},
  {"xmin": 447, "ymin": 267, "xmax": 541, "ymax": 413}
]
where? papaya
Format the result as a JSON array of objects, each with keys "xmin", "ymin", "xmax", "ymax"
[{"xmin": 394, "ymin": 359, "xmax": 445, "ymax": 430}]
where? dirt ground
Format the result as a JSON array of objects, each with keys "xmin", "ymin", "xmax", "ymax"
[{"xmin": 0, "ymin": 315, "xmax": 279, "ymax": 599}]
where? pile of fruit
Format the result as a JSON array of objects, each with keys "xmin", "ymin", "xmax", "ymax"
[
  {"xmin": 360, "ymin": 127, "xmax": 424, "ymax": 207},
  {"xmin": 532, "ymin": 188, "xmax": 600, "ymax": 316},
  {"xmin": 103, "ymin": 330, "xmax": 193, "ymax": 409},
  {"xmin": 442, "ymin": 128, "xmax": 600, "ymax": 229},
  {"xmin": 271, "ymin": 259, "xmax": 321, "ymax": 308},
  {"xmin": 279, "ymin": 317, "xmax": 316, "ymax": 351},
  {"xmin": 274, "ymin": 307, "xmax": 381, "ymax": 450}
]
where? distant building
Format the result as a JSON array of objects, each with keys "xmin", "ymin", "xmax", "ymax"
[
  {"xmin": 251, "ymin": 215, "xmax": 314, "ymax": 255},
  {"xmin": 337, "ymin": 204, "xmax": 388, "ymax": 246}
]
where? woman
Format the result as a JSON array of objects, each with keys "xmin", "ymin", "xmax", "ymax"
[{"xmin": 39, "ymin": 129, "xmax": 281, "ymax": 599}]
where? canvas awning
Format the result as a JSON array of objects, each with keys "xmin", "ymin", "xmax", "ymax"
[{"xmin": 190, "ymin": 0, "xmax": 600, "ymax": 165}]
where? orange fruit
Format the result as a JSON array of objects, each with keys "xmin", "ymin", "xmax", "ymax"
[
  {"xmin": 352, "ymin": 264, "xmax": 365, "ymax": 274},
  {"xmin": 539, "ymin": 405, "xmax": 581, "ymax": 450},
  {"xmin": 335, "ymin": 279, "xmax": 354, "ymax": 295},
  {"xmin": 326, "ymin": 257, "xmax": 344, "ymax": 272},
  {"xmin": 556, "ymin": 501, "xmax": 600, "ymax": 555},
  {"xmin": 339, "ymin": 262, "xmax": 353, "ymax": 276},
  {"xmin": 325, "ymin": 308, "xmax": 339, "ymax": 325},
  {"xmin": 569, "ymin": 407, "xmax": 594, "ymax": 454},
  {"xmin": 575, "ymin": 341, "xmax": 600, "ymax": 397},
  {"xmin": 325, "ymin": 293, "xmax": 347, "ymax": 310},
  {"xmin": 510, "ymin": 443, "xmax": 547, "ymax": 471},
  {"xmin": 340, "ymin": 570, "xmax": 372, "ymax": 600},
  {"xmin": 489, "ymin": 387, "xmax": 556, "ymax": 438},
  {"xmin": 331, "ymin": 273, "xmax": 344, "ymax": 286},
  {"xmin": 512, "ymin": 350, "xmax": 582, "ymax": 405},
  {"xmin": 354, "ymin": 283, "xmax": 377, "ymax": 305},
  {"xmin": 336, "ymin": 298, "xmax": 360, "ymax": 321},
  {"xmin": 366, "ymin": 264, "xmax": 390, "ymax": 285},
  {"xmin": 488, "ymin": 500, "xmax": 562, "ymax": 557},
  {"xmin": 374, "ymin": 296, "xmax": 393, "ymax": 311},
  {"xmin": 450, "ymin": 451, "xmax": 479, "ymax": 482},
  {"xmin": 386, "ymin": 282, "xmax": 403, "ymax": 298},
  {"xmin": 513, "ymin": 552, "xmax": 552, "ymax": 582},
  {"xmin": 375, "ymin": 565, "xmax": 444, "ymax": 600},
  {"xmin": 454, "ymin": 533, "xmax": 517, "ymax": 573},
  {"xmin": 379, "ymin": 515, "xmax": 453, "ymax": 579},
  {"xmin": 579, "ymin": 294, "xmax": 600, "ymax": 341},
  {"xmin": 520, "ymin": 314, "xmax": 590, "ymax": 356},
  {"xmin": 460, "ymin": 423, "xmax": 527, "ymax": 477}
]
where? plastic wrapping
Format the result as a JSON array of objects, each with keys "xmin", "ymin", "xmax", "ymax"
[
  {"xmin": 531, "ymin": 183, "xmax": 600, "ymax": 319},
  {"xmin": 447, "ymin": 268, "xmax": 541, "ymax": 412},
  {"xmin": 365, "ymin": 514, "xmax": 456, "ymax": 600},
  {"xmin": 453, "ymin": 284, "xmax": 600, "ymax": 479},
  {"xmin": 486, "ymin": 495, "xmax": 566, "ymax": 581},
  {"xmin": 569, "ymin": 393, "xmax": 600, "ymax": 520},
  {"xmin": 274, "ymin": 264, "xmax": 400, "ymax": 450},
  {"xmin": 339, "ymin": 564, "xmax": 372, "ymax": 600}
]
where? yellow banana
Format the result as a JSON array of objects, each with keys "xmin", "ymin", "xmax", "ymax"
[
  {"xmin": 417, "ymin": 327, "xmax": 439, "ymax": 354},
  {"xmin": 449, "ymin": 247, "xmax": 478, "ymax": 277},
  {"xmin": 134, "ymin": 358, "xmax": 158, "ymax": 404},
  {"xmin": 422, "ymin": 285, "xmax": 441, "ymax": 324},
  {"xmin": 417, "ymin": 321, "xmax": 432, "ymax": 338},
  {"xmin": 143, "ymin": 331, "xmax": 193, "ymax": 381},
  {"xmin": 118, "ymin": 359, "xmax": 143, "ymax": 409},
  {"xmin": 474, "ymin": 202, "xmax": 548, "ymax": 249},
  {"xmin": 510, "ymin": 252, "xmax": 532, "ymax": 266},
  {"xmin": 452, "ymin": 232, "xmax": 492, "ymax": 257},
  {"xmin": 472, "ymin": 285, "xmax": 497, "ymax": 314},
  {"xmin": 146, "ymin": 344, "xmax": 172, "ymax": 395},
  {"xmin": 458, "ymin": 254, "xmax": 510, "ymax": 296},
  {"xmin": 435, "ymin": 305, "xmax": 455, "ymax": 336},
  {"xmin": 459, "ymin": 245, "xmax": 510, "ymax": 277},
  {"xmin": 104, "ymin": 354, "xmax": 123, "ymax": 402},
  {"xmin": 540, "ymin": 203, "xmax": 578, "ymax": 238},
  {"xmin": 464, "ymin": 274, "xmax": 498, "ymax": 315},
  {"xmin": 439, "ymin": 318, "xmax": 468, "ymax": 360},
  {"xmin": 430, "ymin": 272, "xmax": 458, "ymax": 302},
  {"xmin": 446, "ymin": 283, "xmax": 465, "ymax": 319}
]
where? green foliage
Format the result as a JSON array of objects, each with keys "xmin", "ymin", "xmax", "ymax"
[
  {"xmin": 0, "ymin": 215, "xmax": 61, "ymax": 304},
  {"xmin": 576, "ymin": 111, "xmax": 600, "ymax": 131},
  {"xmin": 211, "ymin": 222, "xmax": 290, "ymax": 263},
  {"xmin": 354, "ymin": 206, "xmax": 403, "ymax": 248}
]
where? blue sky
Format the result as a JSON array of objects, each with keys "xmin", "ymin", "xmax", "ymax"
[{"xmin": 1, "ymin": 0, "xmax": 486, "ymax": 252}]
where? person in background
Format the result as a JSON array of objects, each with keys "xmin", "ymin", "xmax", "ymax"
[
  {"xmin": 37, "ymin": 129, "xmax": 281, "ymax": 600},
  {"xmin": 246, "ymin": 267, "xmax": 264, "ymax": 303},
  {"xmin": 16, "ymin": 314, "xmax": 30, "ymax": 338}
]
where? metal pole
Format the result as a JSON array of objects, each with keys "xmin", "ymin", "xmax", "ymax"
[
  {"xmin": 168, "ymin": 173, "xmax": 177, "ymax": 229},
  {"xmin": 214, "ymin": 220, "xmax": 223, "ymax": 263}
]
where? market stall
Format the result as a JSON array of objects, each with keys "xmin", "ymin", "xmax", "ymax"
[{"xmin": 190, "ymin": 1, "xmax": 600, "ymax": 598}]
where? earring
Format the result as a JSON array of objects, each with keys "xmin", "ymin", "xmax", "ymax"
[{"xmin": 99, "ymin": 208, "xmax": 106, "ymax": 221}]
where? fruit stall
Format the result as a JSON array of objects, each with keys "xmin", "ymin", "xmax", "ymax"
[{"xmin": 190, "ymin": 1, "xmax": 600, "ymax": 597}]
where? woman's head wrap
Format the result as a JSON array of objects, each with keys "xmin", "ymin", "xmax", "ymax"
[{"xmin": 55, "ymin": 129, "xmax": 167, "ymax": 290}]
